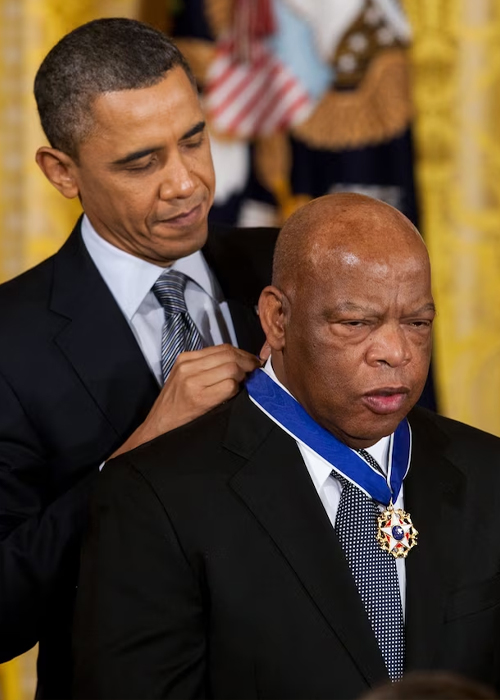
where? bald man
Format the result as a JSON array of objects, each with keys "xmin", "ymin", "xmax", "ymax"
[{"xmin": 73, "ymin": 194, "xmax": 500, "ymax": 700}]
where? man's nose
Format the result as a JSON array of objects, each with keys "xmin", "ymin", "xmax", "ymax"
[
  {"xmin": 159, "ymin": 151, "xmax": 196, "ymax": 200},
  {"xmin": 366, "ymin": 323, "xmax": 411, "ymax": 368}
]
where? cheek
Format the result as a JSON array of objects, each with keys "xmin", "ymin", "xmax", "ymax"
[
  {"xmin": 82, "ymin": 176, "xmax": 136, "ymax": 209},
  {"xmin": 114, "ymin": 184, "xmax": 157, "ymax": 217},
  {"xmin": 289, "ymin": 323, "xmax": 363, "ymax": 376},
  {"xmin": 190, "ymin": 144, "xmax": 215, "ymax": 181},
  {"xmin": 409, "ymin": 335, "xmax": 433, "ymax": 369},
  {"xmin": 300, "ymin": 347, "xmax": 359, "ymax": 403},
  {"xmin": 201, "ymin": 159, "xmax": 216, "ymax": 196}
]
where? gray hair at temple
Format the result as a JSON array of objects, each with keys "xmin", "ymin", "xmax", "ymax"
[{"xmin": 34, "ymin": 17, "xmax": 196, "ymax": 160}]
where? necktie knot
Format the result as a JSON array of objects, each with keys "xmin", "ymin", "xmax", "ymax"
[
  {"xmin": 153, "ymin": 269, "xmax": 188, "ymax": 315},
  {"xmin": 152, "ymin": 269, "xmax": 205, "ymax": 382}
]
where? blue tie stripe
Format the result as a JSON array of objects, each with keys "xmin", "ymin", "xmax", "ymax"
[{"xmin": 153, "ymin": 270, "xmax": 205, "ymax": 382}]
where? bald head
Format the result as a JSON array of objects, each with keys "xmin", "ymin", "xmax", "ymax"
[
  {"xmin": 259, "ymin": 192, "xmax": 434, "ymax": 449},
  {"xmin": 273, "ymin": 193, "xmax": 428, "ymax": 295}
]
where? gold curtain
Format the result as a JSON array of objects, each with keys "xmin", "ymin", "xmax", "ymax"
[
  {"xmin": 404, "ymin": 0, "xmax": 500, "ymax": 435},
  {"xmin": 0, "ymin": 0, "xmax": 140, "ymax": 285}
]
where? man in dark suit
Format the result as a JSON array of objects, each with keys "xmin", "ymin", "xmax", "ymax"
[
  {"xmin": 0, "ymin": 18, "xmax": 277, "ymax": 698},
  {"xmin": 73, "ymin": 193, "xmax": 500, "ymax": 699}
]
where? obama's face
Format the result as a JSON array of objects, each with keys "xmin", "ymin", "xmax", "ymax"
[{"xmin": 39, "ymin": 66, "xmax": 215, "ymax": 266}]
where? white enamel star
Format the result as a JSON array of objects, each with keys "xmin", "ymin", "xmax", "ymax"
[{"xmin": 379, "ymin": 510, "xmax": 413, "ymax": 552}]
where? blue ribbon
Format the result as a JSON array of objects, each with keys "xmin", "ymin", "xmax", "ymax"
[{"xmin": 245, "ymin": 368, "xmax": 411, "ymax": 505}]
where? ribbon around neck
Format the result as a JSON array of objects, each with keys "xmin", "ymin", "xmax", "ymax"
[{"xmin": 245, "ymin": 369, "xmax": 412, "ymax": 505}]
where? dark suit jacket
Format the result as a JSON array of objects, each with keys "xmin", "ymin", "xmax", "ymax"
[
  {"xmin": 0, "ymin": 219, "xmax": 278, "ymax": 698},
  {"xmin": 73, "ymin": 390, "xmax": 500, "ymax": 699}
]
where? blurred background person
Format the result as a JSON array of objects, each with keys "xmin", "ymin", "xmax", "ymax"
[{"xmin": 360, "ymin": 670, "xmax": 498, "ymax": 700}]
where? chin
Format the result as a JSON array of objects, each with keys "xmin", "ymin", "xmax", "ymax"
[
  {"xmin": 154, "ymin": 228, "xmax": 208, "ymax": 259},
  {"xmin": 366, "ymin": 419, "xmax": 404, "ymax": 443},
  {"xmin": 341, "ymin": 415, "xmax": 402, "ymax": 448}
]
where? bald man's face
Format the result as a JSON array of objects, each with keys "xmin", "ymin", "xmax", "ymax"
[{"xmin": 267, "ymin": 232, "xmax": 435, "ymax": 449}]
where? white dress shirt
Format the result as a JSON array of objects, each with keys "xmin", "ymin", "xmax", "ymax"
[
  {"xmin": 81, "ymin": 215, "xmax": 238, "ymax": 385},
  {"xmin": 255, "ymin": 360, "xmax": 406, "ymax": 613}
]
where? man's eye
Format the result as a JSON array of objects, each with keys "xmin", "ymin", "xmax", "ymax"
[
  {"xmin": 128, "ymin": 160, "xmax": 154, "ymax": 172},
  {"xmin": 183, "ymin": 136, "xmax": 204, "ymax": 149},
  {"xmin": 409, "ymin": 320, "xmax": 432, "ymax": 328}
]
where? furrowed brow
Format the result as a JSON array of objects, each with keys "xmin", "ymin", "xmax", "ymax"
[
  {"xmin": 334, "ymin": 302, "xmax": 378, "ymax": 314},
  {"xmin": 413, "ymin": 302, "xmax": 436, "ymax": 314}
]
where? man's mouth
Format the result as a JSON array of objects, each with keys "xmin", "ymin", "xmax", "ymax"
[
  {"xmin": 361, "ymin": 387, "xmax": 410, "ymax": 415},
  {"xmin": 158, "ymin": 202, "xmax": 203, "ymax": 226}
]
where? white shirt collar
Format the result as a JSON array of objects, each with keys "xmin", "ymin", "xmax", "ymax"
[
  {"xmin": 80, "ymin": 214, "xmax": 220, "ymax": 321},
  {"xmin": 261, "ymin": 358, "xmax": 390, "ymax": 491}
]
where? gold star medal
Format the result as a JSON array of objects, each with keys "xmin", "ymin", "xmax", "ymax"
[{"xmin": 376, "ymin": 503, "xmax": 418, "ymax": 558}]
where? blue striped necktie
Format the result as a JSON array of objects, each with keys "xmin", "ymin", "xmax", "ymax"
[
  {"xmin": 152, "ymin": 269, "xmax": 205, "ymax": 382},
  {"xmin": 334, "ymin": 448, "xmax": 405, "ymax": 681}
]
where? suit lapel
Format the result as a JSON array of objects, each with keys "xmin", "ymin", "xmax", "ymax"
[
  {"xmin": 50, "ymin": 223, "xmax": 159, "ymax": 440},
  {"xmin": 225, "ymin": 391, "xmax": 389, "ymax": 686},
  {"xmin": 48, "ymin": 220, "xmax": 272, "ymax": 440},
  {"xmin": 404, "ymin": 408, "xmax": 466, "ymax": 670}
]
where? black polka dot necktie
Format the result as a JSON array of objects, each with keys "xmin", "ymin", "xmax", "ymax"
[
  {"xmin": 334, "ymin": 448, "xmax": 405, "ymax": 681},
  {"xmin": 152, "ymin": 269, "xmax": 205, "ymax": 382}
]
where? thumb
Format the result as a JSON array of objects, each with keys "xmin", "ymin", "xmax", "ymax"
[{"xmin": 259, "ymin": 341, "xmax": 271, "ymax": 362}]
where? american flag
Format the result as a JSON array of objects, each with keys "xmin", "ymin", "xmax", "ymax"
[{"xmin": 204, "ymin": 0, "xmax": 313, "ymax": 139}]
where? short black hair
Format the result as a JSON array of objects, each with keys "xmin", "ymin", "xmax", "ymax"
[{"xmin": 34, "ymin": 17, "xmax": 196, "ymax": 159}]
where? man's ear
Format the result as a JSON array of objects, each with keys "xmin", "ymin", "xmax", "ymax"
[
  {"xmin": 35, "ymin": 147, "xmax": 80, "ymax": 199},
  {"xmin": 258, "ymin": 286, "xmax": 287, "ymax": 351}
]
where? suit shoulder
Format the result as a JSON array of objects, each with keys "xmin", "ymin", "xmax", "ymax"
[
  {"xmin": 208, "ymin": 223, "xmax": 280, "ymax": 251},
  {"xmin": 204, "ymin": 225, "xmax": 279, "ymax": 306},
  {"xmin": 410, "ymin": 406, "xmax": 500, "ymax": 466},
  {"xmin": 0, "ymin": 255, "xmax": 55, "ymax": 309},
  {"xmin": 110, "ymin": 399, "xmax": 237, "ymax": 481},
  {"xmin": 0, "ymin": 256, "xmax": 57, "ymax": 339},
  {"xmin": 109, "ymin": 390, "xmax": 273, "ymax": 487},
  {"xmin": 0, "ymin": 221, "xmax": 82, "ymax": 322}
]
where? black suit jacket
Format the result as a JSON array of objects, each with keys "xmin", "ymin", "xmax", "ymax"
[
  {"xmin": 0, "ymin": 220, "xmax": 278, "ymax": 698},
  {"xmin": 73, "ymin": 390, "xmax": 500, "ymax": 699}
]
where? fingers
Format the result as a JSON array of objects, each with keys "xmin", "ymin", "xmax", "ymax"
[
  {"xmin": 259, "ymin": 341, "xmax": 271, "ymax": 361},
  {"xmin": 171, "ymin": 343, "xmax": 249, "ymax": 362},
  {"xmin": 197, "ymin": 377, "xmax": 242, "ymax": 408},
  {"xmin": 132, "ymin": 345, "xmax": 264, "ymax": 447},
  {"xmin": 189, "ymin": 359, "xmax": 253, "ymax": 391},
  {"xmin": 168, "ymin": 344, "xmax": 261, "ymax": 380}
]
